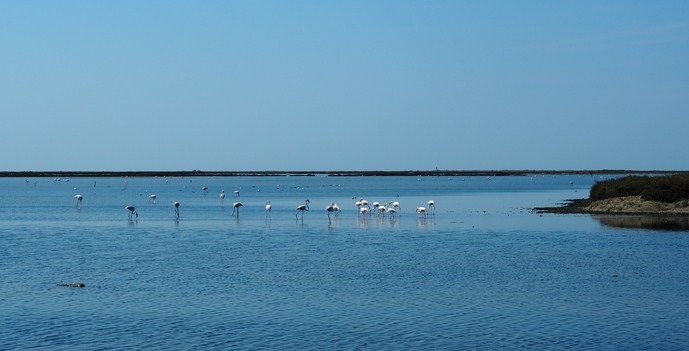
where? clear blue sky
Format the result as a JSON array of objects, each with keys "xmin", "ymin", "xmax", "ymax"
[{"xmin": 1, "ymin": 1, "xmax": 688, "ymax": 171}]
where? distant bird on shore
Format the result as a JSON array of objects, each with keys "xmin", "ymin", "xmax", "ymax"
[
  {"xmin": 232, "ymin": 202, "xmax": 243, "ymax": 216},
  {"xmin": 296, "ymin": 199, "xmax": 310, "ymax": 219},
  {"xmin": 173, "ymin": 201, "xmax": 180, "ymax": 219},
  {"xmin": 74, "ymin": 194, "xmax": 83, "ymax": 209},
  {"xmin": 125, "ymin": 205, "xmax": 138, "ymax": 220}
]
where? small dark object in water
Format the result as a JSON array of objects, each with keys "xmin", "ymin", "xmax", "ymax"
[{"xmin": 57, "ymin": 283, "xmax": 85, "ymax": 288}]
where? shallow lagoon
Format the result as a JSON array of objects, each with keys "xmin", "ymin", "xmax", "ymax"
[{"xmin": 1, "ymin": 175, "xmax": 688, "ymax": 350}]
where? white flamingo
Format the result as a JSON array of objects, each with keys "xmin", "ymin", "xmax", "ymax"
[
  {"xmin": 428, "ymin": 200, "xmax": 436, "ymax": 214},
  {"xmin": 332, "ymin": 203, "xmax": 341, "ymax": 215},
  {"xmin": 232, "ymin": 202, "xmax": 243, "ymax": 216},
  {"xmin": 378, "ymin": 204, "xmax": 387, "ymax": 216},
  {"xmin": 220, "ymin": 191, "xmax": 225, "ymax": 206},
  {"xmin": 173, "ymin": 201, "xmax": 180, "ymax": 219},
  {"xmin": 372, "ymin": 202, "xmax": 380, "ymax": 212},
  {"xmin": 149, "ymin": 194, "xmax": 157, "ymax": 204},
  {"xmin": 234, "ymin": 190, "xmax": 240, "ymax": 197},
  {"xmin": 326, "ymin": 203, "xmax": 338, "ymax": 223},
  {"xmin": 386, "ymin": 207, "xmax": 397, "ymax": 217},
  {"xmin": 265, "ymin": 200, "xmax": 272, "ymax": 217},
  {"xmin": 296, "ymin": 199, "xmax": 310, "ymax": 219},
  {"xmin": 74, "ymin": 194, "xmax": 83, "ymax": 209},
  {"xmin": 416, "ymin": 206, "xmax": 427, "ymax": 217},
  {"xmin": 391, "ymin": 201, "xmax": 401, "ymax": 213},
  {"xmin": 125, "ymin": 205, "xmax": 138, "ymax": 220}
]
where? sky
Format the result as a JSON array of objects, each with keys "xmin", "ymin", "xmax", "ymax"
[{"xmin": 1, "ymin": 1, "xmax": 688, "ymax": 171}]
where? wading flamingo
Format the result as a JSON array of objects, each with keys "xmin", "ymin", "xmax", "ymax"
[
  {"xmin": 74, "ymin": 194, "xmax": 83, "ymax": 209},
  {"xmin": 125, "ymin": 205, "xmax": 138, "ymax": 220},
  {"xmin": 386, "ymin": 207, "xmax": 397, "ymax": 217},
  {"xmin": 265, "ymin": 200, "xmax": 272, "ymax": 217},
  {"xmin": 428, "ymin": 200, "xmax": 435, "ymax": 214},
  {"xmin": 416, "ymin": 206, "xmax": 427, "ymax": 217},
  {"xmin": 173, "ymin": 201, "xmax": 180, "ymax": 219},
  {"xmin": 296, "ymin": 199, "xmax": 310, "ymax": 219},
  {"xmin": 326, "ymin": 203, "xmax": 337, "ymax": 223},
  {"xmin": 232, "ymin": 202, "xmax": 243, "ymax": 217}
]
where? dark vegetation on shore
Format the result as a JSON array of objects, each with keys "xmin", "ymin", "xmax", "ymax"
[
  {"xmin": 590, "ymin": 174, "xmax": 689, "ymax": 203},
  {"xmin": 1, "ymin": 169, "xmax": 685, "ymax": 178},
  {"xmin": 535, "ymin": 173, "xmax": 689, "ymax": 216}
]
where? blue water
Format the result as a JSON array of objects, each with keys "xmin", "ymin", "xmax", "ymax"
[{"xmin": 1, "ymin": 175, "xmax": 688, "ymax": 350}]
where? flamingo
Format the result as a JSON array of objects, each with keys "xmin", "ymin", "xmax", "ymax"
[
  {"xmin": 372, "ymin": 202, "xmax": 380, "ymax": 212},
  {"xmin": 386, "ymin": 207, "xmax": 397, "ymax": 217},
  {"xmin": 232, "ymin": 202, "xmax": 243, "ymax": 216},
  {"xmin": 332, "ymin": 203, "xmax": 341, "ymax": 215},
  {"xmin": 416, "ymin": 206, "xmax": 427, "ymax": 217},
  {"xmin": 296, "ymin": 199, "xmax": 310, "ymax": 219},
  {"xmin": 149, "ymin": 194, "xmax": 157, "ymax": 204},
  {"xmin": 428, "ymin": 200, "xmax": 436, "ymax": 214},
  {"xmin": 265, "ymin": 200, "xmax": 272, "ymax": 216},
  {"xmin": 378, "ymin": 204, "xmax": 387, "ymax": 216},
  {"xmin": 234, "ymin": 190, "xmax": 240, "ymax": 197},
  {"xmin": 125, "ymin": 205, "xmax": 138, "ymax": 220},
  {"xmin": 326, "ymin": 203, "xmax": 337, "ymax": 223},
  {"xmin": 391, "ymin": 201, "xmax": 401, "ymax": 213},
  {"xmin": 220, "ymin": 191, "xmax": 225, "ymax": 206},
  {"xmin": 74, "ymin": 194, "xmax": 83, "ymax": 209},
  {"xmin": 173, "ymin": 201, "xmax": 180, "ymax": 219},
  {"xmin": 359, "ymin": 207, "xmax": 369, "ymax": 215}
]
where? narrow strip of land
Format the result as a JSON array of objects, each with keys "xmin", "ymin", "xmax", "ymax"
[{"xmin": 1, "ymin": 170, "xmax": 685, "ymax": 178}]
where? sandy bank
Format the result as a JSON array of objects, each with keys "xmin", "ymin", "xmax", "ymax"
[{"xmin": 536, "ymin": 196, "xmax": 689, "ymax": 216}]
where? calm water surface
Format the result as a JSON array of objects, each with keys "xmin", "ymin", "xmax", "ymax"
[{"xmin": 1, "ymin": 175, "xmax": 688, "ymax": 350}]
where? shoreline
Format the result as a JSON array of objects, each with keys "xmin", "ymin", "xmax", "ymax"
[
  {"xmin": 535, "ymin": 196, "xmax": 689, "ymax": 217},
  {"xmin": 1, "ymin": 169, "xmax": 686, "ymax": 178}
]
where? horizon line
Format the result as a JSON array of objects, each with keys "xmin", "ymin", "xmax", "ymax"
[{"xmin": 1, "ymin": 169, "xmax": 686, "ymax": 178}]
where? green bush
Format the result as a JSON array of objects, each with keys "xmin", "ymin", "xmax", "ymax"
[{"xmin": 590, "ymin": 174, "xmax": 689, "ymax": 203}]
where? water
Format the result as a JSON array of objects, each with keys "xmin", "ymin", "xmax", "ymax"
[{"xmin": 1, "ymin": 175, "xmax": 688, "ymax": 350}]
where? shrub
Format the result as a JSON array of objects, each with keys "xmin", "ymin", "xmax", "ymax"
[{"xmin": 590, "ymin": 174, "xmax": 689, "ymax": 203}]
